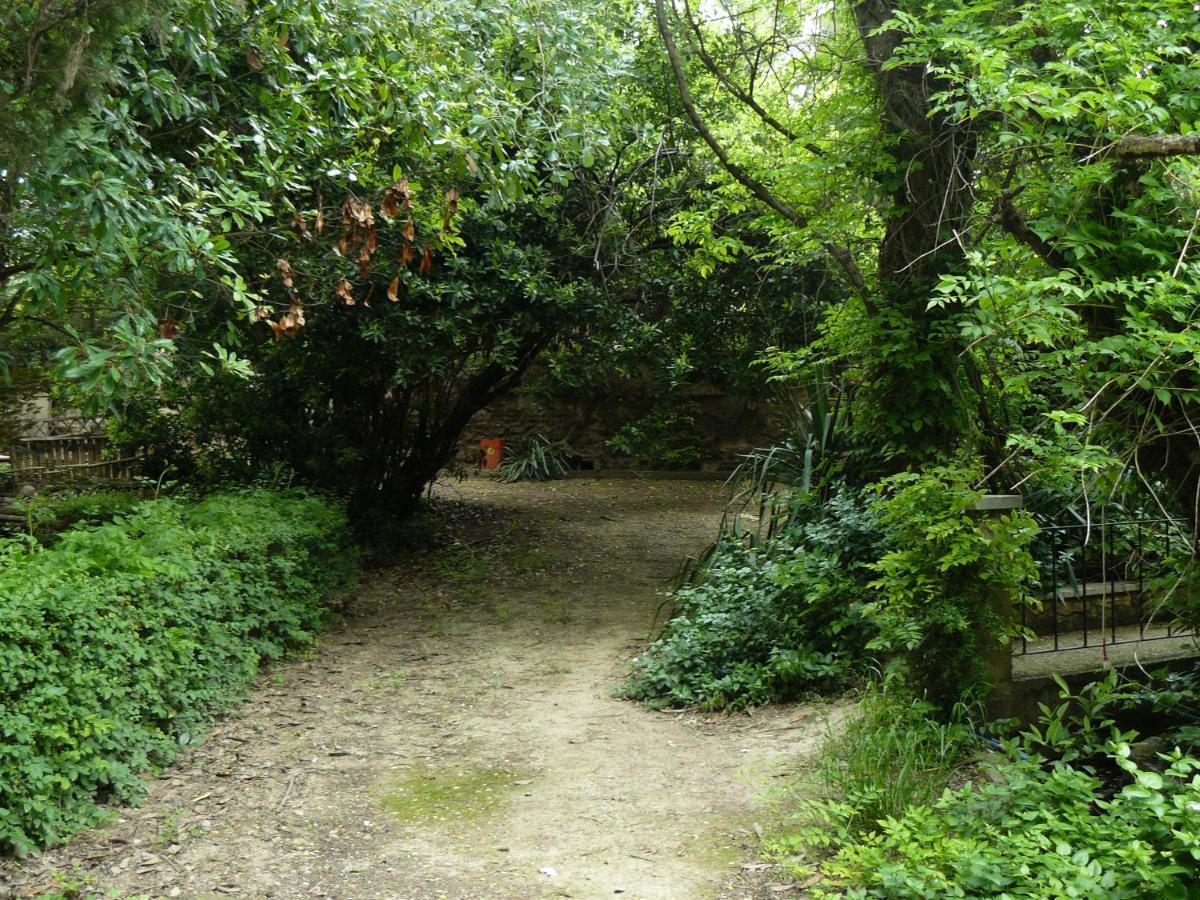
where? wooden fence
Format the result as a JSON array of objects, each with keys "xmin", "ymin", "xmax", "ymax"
[{"xmin": 7, "ymin": 432, "xmax": 141, "ymax": 483}]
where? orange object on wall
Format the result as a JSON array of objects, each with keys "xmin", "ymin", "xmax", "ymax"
[{"xmin": 480, "ymin": 438, "xmax": 505, "ymax": 470}]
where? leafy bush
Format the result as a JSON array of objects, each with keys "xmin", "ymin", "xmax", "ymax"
[
  {"xmin": 776, "ymin": 676, "xmax": 1200, "ymax": 898},
  {"xmin": 11, "ymin": 489, "xmax": 142, "ymax": 541},
  {"xmin": 865, "ymin": 466, "xmax": 1038, "ymax": 711},
  {"xmin": 621, "ymin": 491, "xmax": 880, "ymax": 709},
  {"xmin": 607, "ymin": 403, "xmax": 704, "ymax": 470},
  {"xmin": 0, "ymin": 489, "xmax": 355, "ymax": 854},
  {"xmin": 808, "ymin": 749, "xmax": 1200, "ymax": 898}
]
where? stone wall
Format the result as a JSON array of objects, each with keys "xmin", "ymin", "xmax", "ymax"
[{"xmin": 459, "ymin": 375, "xmax": 781, "ymax": 471}]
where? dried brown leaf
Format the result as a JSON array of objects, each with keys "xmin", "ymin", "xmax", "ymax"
[{"xmin": 276, "ymin": 258, "xmax": 295, "ymax": 289}]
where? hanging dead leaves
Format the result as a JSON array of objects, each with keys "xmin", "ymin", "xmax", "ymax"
[
  {"xmin": 276, "ymin": 258, "xmax": 295, "ymax": 289},
  {"xmin": 255, "ymin": 259, "xmax": 308, "ymax": 341},
  {"xmin": 269, "ymin": 303, "xmax": 306, "ymax": 341},
  {"xmin": 380, "ymin": 179, "xmax": 411, "ymax": 220},
  {"xmin": 443, "ymin": 187, "xmax": 459, "ymax": 231},
  {"xmin": 294, "ymin": 181, "xmax": 465, "ymax": 313}
]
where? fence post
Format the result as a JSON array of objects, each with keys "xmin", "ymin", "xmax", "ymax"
[{"xmin": 972, "ymin": 494, "xmax": 1024, "ymax": 719}]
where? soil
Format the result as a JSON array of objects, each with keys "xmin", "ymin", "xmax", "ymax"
[{"xmin": 3, "ymin": 477, "xmax": 833, "ymax": 900}]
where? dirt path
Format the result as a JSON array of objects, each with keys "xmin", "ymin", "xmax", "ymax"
[{"xmin": 4, "ymin": 478, "xmax": 830, "ymax": 900}]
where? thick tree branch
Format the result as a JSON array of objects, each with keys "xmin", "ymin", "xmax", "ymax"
[
  {"xmin": 0, "ymin": 260, "xmax": 35, "ymax": 282},
  {"xmin": 0, "ymin": 293, "xmax": 20, "ymax": 331},
  {"xmin": 998, "ymin": 194, "xmax": 1069, "ymax": 270},
  {"xmin": 1113, "ymin": 134, "xmax": 1200, "ymax": 160},
  {"xmin": 1083, "ymin": 134, "xmax": 1200, "ymax": 163},
  {"xmin": 654, "ymin": 0, "xmax": 868, "ymax": 299}
]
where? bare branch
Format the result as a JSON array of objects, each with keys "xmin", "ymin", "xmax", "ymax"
[{"xmin": 679, "ymin": 0, "xmax": 825, "ymax": 156}]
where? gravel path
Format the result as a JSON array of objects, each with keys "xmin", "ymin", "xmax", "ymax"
[{"xmin": 3, "ymin": 478, "xmax": 830, "ymax": 899}]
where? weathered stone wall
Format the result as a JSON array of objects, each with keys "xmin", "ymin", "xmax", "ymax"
[{"xmin": 459, "ymin": 375, "xmax": 780, "ymax": 471}]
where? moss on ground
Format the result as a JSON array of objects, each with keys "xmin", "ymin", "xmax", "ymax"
[{"xmin": 379, "ymin": 766, "xmax": 528, "ymax": 825}]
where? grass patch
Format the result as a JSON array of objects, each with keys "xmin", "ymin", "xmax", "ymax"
[{"xmin": 767, "ymin": 681, "xmax": 980, "ymax": 862}]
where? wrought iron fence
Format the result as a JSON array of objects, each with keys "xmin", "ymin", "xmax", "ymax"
[{"xmin": 1017, "ymin": 517, "xmax": 1195, "ymax": 656}]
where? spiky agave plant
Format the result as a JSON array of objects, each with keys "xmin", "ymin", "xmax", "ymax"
[
  {"xmin": 724, "ymin": 364, "xmax": 846, "ymax": 543},
  {"xmin": 494, "ymin": 435, "xmax": 571, "ymax": 483},
  {"xmin": 675, "ymin": 366, "xmax": 849, "ymax": 589}
]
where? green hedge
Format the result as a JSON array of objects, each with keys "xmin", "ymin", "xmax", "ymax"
[{"xmin": 0, "ymin": 490, "xmax": 355, "ymax": 854}]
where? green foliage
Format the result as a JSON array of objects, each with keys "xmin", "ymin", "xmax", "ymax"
[
  {"xmin": 607, "ymin": 403, "xmax": 704, "ymax": 470},
  {"xmin": 627, "ymin": 463, "xmax": 1039, "ymax": 712},
  {"xmin": 724, "ymin": 364, "xmax": 849, "ymax": 541},
  {"xmin": 0, "ymin": 1, "xmax": 144, "ymax": 170},
  {"xmin": 495, "ymin": 436, "xmax": 571, "ymax": 483},
  {"xmin": 865, "ymin": 466, "xmax": 1039, "ymax": 710},
  {"xmin": 0, "ymin": 489, "xmax": 354, "ymax": 854},
  {"xmin": 11, "ymin": 489, "xmax": 142, "ymax": 542},
  {"xmin": 621, "ymin": 491, "xmax": 880, "ymax": 709},
  {"xmin": 805, "ymin": 749, "xmax": 1200, "ymax": 899},
  {"xmin": 783, "ymin": 677, "xmax": 1200, "ymax": 899},
  {"xmin": 771, "ymin": 682, "xmax": 980, "ymax": 852},
  {"xmin": 3, "ymin": 0, "xmax": 638, "ymax": 519}
]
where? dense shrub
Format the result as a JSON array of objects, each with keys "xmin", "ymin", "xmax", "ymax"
[
  {"xmin": 775, "ymin": 676, "xmax": 1200, "ymax": 898},
  {"xmin": 801, "ymin": 748, "xmax": 1200, "ymax": 898},
  {"xmin": 865, "ymin": 466, "xmax": 1039, "ymax": 711},
  {"xmin": 12, "ymin": 489, "xmax": 143, "ymax": 541},
  {"xmin": 0, "ymin": 490, "xmax": 355, "ymax": 854},
  {"xmin": 620, "ymin": 492, "xmax": 880, "ymax": 709}
]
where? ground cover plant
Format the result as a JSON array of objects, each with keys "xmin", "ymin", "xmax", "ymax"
[
  {"xmin": 621, "ymin": 490, "xmax": 881, "ymax": 709},
  {"xmin": 0, "ymin": 489, "xmax": 354, "ymax": 854},
  {"xmin": 767, "ymin": 674, "xmax": 1200, "ymax": 897},
  {"xmin": 8, "ymin": 489, "xmax": 143, "ymax": 542}
]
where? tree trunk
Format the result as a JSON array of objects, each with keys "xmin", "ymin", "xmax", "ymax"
[{"xmin": 851, "ymin": 0, "xmax": 985, "ymax": 469}]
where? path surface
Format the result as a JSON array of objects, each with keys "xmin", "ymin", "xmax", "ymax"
[{"xmin": 4, "ymin": 478, "xmax": 829, "ymax": 899}]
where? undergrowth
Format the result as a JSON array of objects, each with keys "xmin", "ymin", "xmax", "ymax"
[
  {"xmin": 10, "ymin": 489, "xmax": 142, "ymax": 542},
  {"xmin": 0, "ymin": 489, "xmax": 355, "ymax": 854},
  {"xmin": 772, "ymin": 675, "xmax": 1200, "ymax": 898},
  {"xmin": 797, "ymin": 682, "xmax": 982, "ymax": 840},
  {"xmin": 622, "ymin": 465, "xmax": 1038, "ymax": 712},
  {"xmin": 619, "ymin": 491, "xmax": 880, "ymax": 709}
]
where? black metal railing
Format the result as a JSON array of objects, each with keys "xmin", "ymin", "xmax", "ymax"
[{"xmin": 1017, "ymin": 517, "xmax": 1195, "ymax": 656}]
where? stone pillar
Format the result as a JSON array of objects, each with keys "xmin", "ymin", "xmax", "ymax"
[{"xmin": 971, "ymin": 494, "xmax": 1024, "ymax": 719}]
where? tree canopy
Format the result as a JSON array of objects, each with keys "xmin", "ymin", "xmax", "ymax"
[{"xmin": 2, "ymin": 0, "xmax": 1198, "ymax": 529}]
